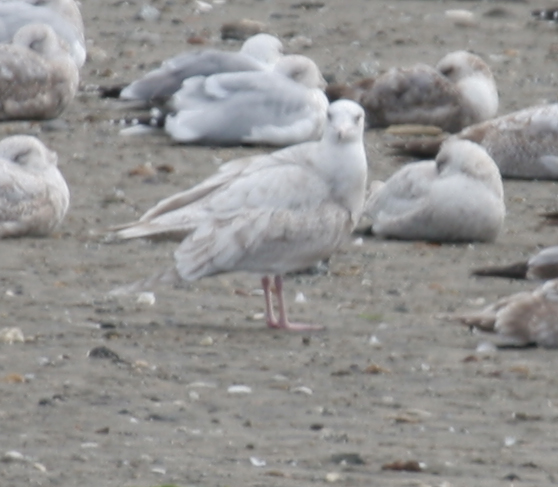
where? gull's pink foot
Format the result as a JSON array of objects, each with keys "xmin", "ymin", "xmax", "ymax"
[{"xmin": 261, "ymin": 275, "xmax": 324, "ymax": 331}]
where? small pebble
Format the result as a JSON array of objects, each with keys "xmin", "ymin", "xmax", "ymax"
[
  {"xmin": 199, "ymin": 336, "xmax": 214, "ymax": 346},
  {"xmin": 295, "ymin": 291, "xmax": 307, "ymax": 303},
  {"xmin": 137, "ymin": 5, "xmax": 160, "ymax": 21},
  {"xmin": 136, "ymin": 292, "xmax": 156, "ymax": 306},
  {"xmin": 2, "ymin": 451, "xmax": 26, "ymax": 462},
  {"xmin": 326, "ymin": 472, "xmax": 341, "ymax": 482},
  {"xmin": 0, "ymin": 327, "xmax": 24, "ymax": 344},
  {"xmin": 228, "ymin": 385, "xmax": 253, "ymax": 394},
  {"xmin": 249, "ymin": 456, "xmax": 266, "ymax": 467},
  {"xmin": 291, "ymin": 386, "xmax": 313, "ymax": 395},
  {"xmin": 445, "ymin": 9, "xmax": 476, "ymax": 27}
]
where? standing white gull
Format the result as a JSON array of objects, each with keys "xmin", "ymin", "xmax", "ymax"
[
  {"xmin": 439, "ymin": 279, "xmax": 558, "ymax": 348},
  {"xmin": 0, "ymin": 135, "xmax": 69, "ymax": 237},
  {"xmin": 0, "ymin": 0, "xmax": 85, "ymax": 67},
  {"xmin": 327, "ymin": 51, "xmax": 498, "ymax": 133},
  {"xmin": 0, "ymin": 22, "xmax": 79, "ymax": 120},
  {"xmin": 363, "ymin": 139, "xmax": 505, "ymax": 242},
  {"xmin": 119, "ymin": 33, "xmax": 284, "ymax": 105},
  {"xmin": 391, "ymin": 104, "xmax": 558, "ymax": 180},
  {"xmin": 113, "ymin": 100, "xmax": 367, "ymax": 330}
]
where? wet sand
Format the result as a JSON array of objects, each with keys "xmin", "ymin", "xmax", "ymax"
[{"xmin": 2, "ymin": 1, "xmax": 558, "ymax": 486}]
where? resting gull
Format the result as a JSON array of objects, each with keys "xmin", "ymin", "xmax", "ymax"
[
  {"xmin": 0, "ymin": 135, "xmax": 69, "ymax": 237},
  {"xmin": 0, "ymin": 0, "xmax": 85, "ymax": 67},
  {"xmin": 112, "ymin": 100, "xmax": 367, "ymax": 330},
  {"xmin": 119, "ymin": 33, "xmax": 284, "ymax": 105},
  {"xmin": 472, "ymin": 246, "xmax": 558, "ymax": 280},
  {"xmin": 0, "ymin": 22, "xmax": 79, "ymax": 120},
  {"xmin": 123, "ymin": 55, "xmax": 329, "ymax": 147},
  {"xmin": 363, "ymin": 139, "xmax": 505, "ymax": 242},
  {"xmin": 327, "ymin": 50, "xmax": 498, "ymax": 133},
  {"xmin": 391, "ymin": 104, "xmax": 558, "ymax": 180},
  {"xmin": 439, "ymin": 279, "xmax": 558, "ymax": 348}
]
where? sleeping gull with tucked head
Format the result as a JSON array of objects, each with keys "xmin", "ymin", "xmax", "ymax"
[
  {"xmin": 327, "ymin": 50, "xmax": 498, "ymax": 133},
  {"xmin": 0, "ymin": 135, "xmax": 69, "ymax": 237},
  {"xmin": 119, "ymin": 33, "xmax": 284, "ymax": 105},
  {"xmin": 112, "ymin": 100, "xmax": 367, "ymax": 330},
  {"xmin": 0, "ymin": 0, "xmax": 85, "ymax": 67},
  {"xmin": 123, "ymin": 55, "xmax": 329, "ymax": 147},
  {"xmin": 363, "ymin": 139, "xmax": 505, "ymax": 242},
  {"xmin": 439, "ymin": 279, "xmax": 558, "ymax": 348},
  {"xmin": 0, "ymin": 22, "xmax": 79, "ymax": 120}
]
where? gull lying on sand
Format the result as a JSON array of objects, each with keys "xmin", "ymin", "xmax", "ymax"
[
  {"xmin": 0, "ymin": 22, "xmax": 79, "ymax": 120},
  {"xmin": 439, "ymin": 279, "xmax": 558, "ymax": 348},
  {"xmin": 112, "ymin": 100, "xmax": 367, "ymax": 330},
  {"xmin": 363, "ymin": 139, "xmax": 505, "ymax": 242},
  {"xmin": 0, "ymin": 0, "xmax": 85, "ymax": 67},
  {"xmin": 327, "ymin": 51, "xmax": 498, "ymax": 133},
  {"xmin": 119, "ymin": 33, "xmax": 284, "ymax": 105},
  {"xmin": 391, "ymin": 104, "xmax": 558, "ymax": 180},
  {"xmin": 0, "ymin": 135, "xmax": 69, "ymax": 237},
  {"xmin": 123, "ymin": 55, "xmax": 328, "ymax": 147},
  {"xmin": 472, "ymin": 246, "xmax": 558, "ymax": 280}
]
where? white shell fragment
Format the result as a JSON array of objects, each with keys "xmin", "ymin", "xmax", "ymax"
[{"xmin": 227, "ymin": 385, "xmax": 253, "ymax": 394}]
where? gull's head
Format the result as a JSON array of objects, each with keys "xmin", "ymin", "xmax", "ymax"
[
  {"xmin": 273, "ymin": 55, "xmax": 326, "ymax": 89},
  {"xmin": 13, "ymin": 22, "xmax": 67, "ymax": 58},
  {"xmin": 436, "ymin": 139, "xmax": 502, "ymax": 194},
  {"xmin": 0, "ymin": 135, "xmax": 57, "ymax": 170},
  {"xmin": 436, "ymin": 50, "xmax": 493, "ymax": 82},
  {"xmin": 324, "ymin": 100, "xmax": 365, "ymax": 143},
  {"xmin": 240, "ymin": 33, "xmax": 284, "ymax": 66}
]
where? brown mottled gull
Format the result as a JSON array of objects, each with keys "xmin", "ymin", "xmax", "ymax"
[
  {"xmin": 0, "ymin": 135, "xmax": 69, "ymax": 237},
  {"xmin": 327, "ymin": 50, "xmax": 498, "ymax": 133},
  {"xmin": 0, "ymin": 22, "xmax": 79, "ymax": 120},
  {"xmin": 363, "ymin": 139, "xmax": 505, "ymax": 242},
  {"xmin": 440, "ymin": 279, "xmax": 558, "ymax": 348},
  {"xmin": 113, "ymin": 100, "xmax": 367, "ymax": 330},
  {"xmin": 0, "ymin": 0, "xmax": 85, "ymax": 67},
  {"xmin": 119, "ymin": 33, "xmax": 284, "ymax": 105}
]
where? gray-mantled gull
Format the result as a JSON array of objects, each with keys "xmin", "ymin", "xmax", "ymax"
[
  {"xmin": 119, "ymin": 33, "xmax": 284, "ymax": 105},
  {"xmin": 439, "ymin": 279, "xmax": 558, "ymax": 348},
  {"xmin": 162, "ymin": 55, "xmax": 328, "ymax": 146},
  {"xmin": 363, "ymin": 139, "xmax": 505, "ymax": 242},
  {"xmin": 0, "ymin": 0, "xmax": 85, "ymax": 67},
  {"xmin": 391, "ymin": 104, "xmax": 558, "ymax": 180},
  {"xmin": 112, "ymin": 100, "xmax": 367, "ymax": 330},
  {"xmin": 0, "ymin": 135, "xmax": 69, "ymax": 237},
  {"xmin": 0, "ymin": 22, "xmax": 79, "ymax": 120},
  {"xmin": 327, "ymin": 50, "xmax": 498, "ymax": 133},
  {"xmin": 472, "ymin": 246, "xmax": 558, "ymax": 280}
]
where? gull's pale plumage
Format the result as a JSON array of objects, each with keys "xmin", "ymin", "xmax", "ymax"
[
  {"xmin": 392, "ymin": 104, "xmax": 558, "ymax": 180},
  {"xmin": 0, "ymin": 135, "xmax": 69, "ymax": 237},
  {"xmin": 113, "ymin": 100, "xmax": 368, "ymax": 330},
  {"xmin": 364, "ymin": 139, "xmax": 505, "ymax": 242},
  {"xmin": 0, "ymin": 22, "xmax": 79, "ymax": 120},
  {"xmin": 450, "ymin": 104, "xmax": 558, "ymax": 179},
  {"xmin": 327, "ymin": 51, "xmax": 498, "ymax": 133},
  {"xmin": 440, "ymin": 279, "xmax": 558, "ymax": 348},
  {"xmin": 162, "ymin": 55, "xmax": 328, "ymax": 146},
  {"xmin": 0, "ymin": 0, "xmax": 85, "ymax": 67},
  {"xmin": 119, "ymin": 33, "xmax": 284, "ymax": 104},
  {"xmin": 472, "ymin": 246, "xmax": 558, "ymax": 280}
]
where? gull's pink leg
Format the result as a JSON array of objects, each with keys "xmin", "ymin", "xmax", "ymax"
[
  {"xmin": 270, "ymin": 275, "xmax": 324, "ymax": 331},
  {"xmin": 261, "ymin": 275, "xmax": 279, "ymax": 328}
]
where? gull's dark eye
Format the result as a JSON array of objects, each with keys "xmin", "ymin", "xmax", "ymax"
[
  {"xmin": 327, "ymin": 111, "xmax": 332, "ymax": 121},
  {"xmin": 354, "ymin": 113, "xmax": 363, "ymax": 124},
  {"xmin": 440, "ymin": 67, "xmax": 454, "ymax": 77}
]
